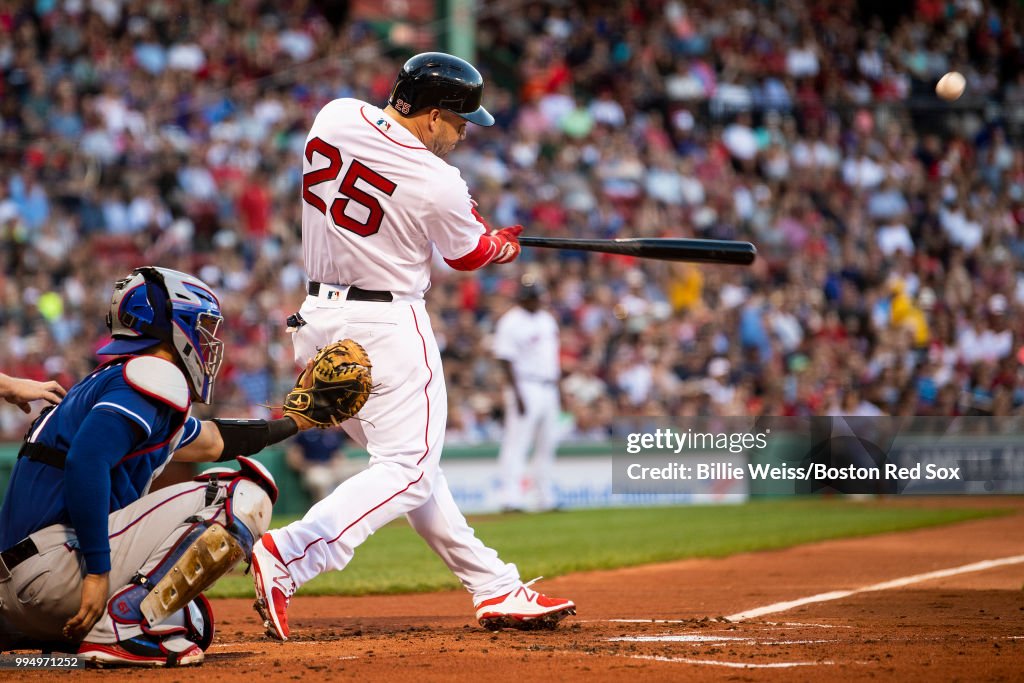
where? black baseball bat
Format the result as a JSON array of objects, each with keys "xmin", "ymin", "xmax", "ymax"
[{"xmin": 518, "ymin": 236, "xmax": 756, "ymax": 265}]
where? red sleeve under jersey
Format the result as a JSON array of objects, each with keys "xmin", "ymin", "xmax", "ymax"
[{"xmin": 443, "ymin": 208, "xmax": 502, "ymax": 271}]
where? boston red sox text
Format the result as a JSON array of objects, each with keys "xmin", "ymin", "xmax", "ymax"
[{"xmin": 626, "ymin": 463, "xmax": 962, "ymax": 481}]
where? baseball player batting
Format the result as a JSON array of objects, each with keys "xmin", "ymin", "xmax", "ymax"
[
  {"xmin": 0, "ymin": 267, "xmax": 347, "ymax": 667},
  {"xmin": 250, "ymin": 52, "xmax": 576, "ymax": 640}
]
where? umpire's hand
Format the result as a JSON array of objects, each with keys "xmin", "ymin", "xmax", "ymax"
[
  {"xmin": 63, "ymin": 572, "xmax": 110, "ymax": 641},
  {"xmin": 0, "ymin": 374, "xmax": 66, "ymax": 413}
]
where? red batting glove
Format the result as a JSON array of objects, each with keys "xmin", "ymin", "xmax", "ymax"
[{"xmin": 491, "ymin": 225, "xmax": 523, "ymax": 264}]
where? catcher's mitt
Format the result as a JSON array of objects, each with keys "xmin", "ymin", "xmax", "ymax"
[{"xmin": 284, "ymin": 339, "xmax": 373, "ymax": 428}]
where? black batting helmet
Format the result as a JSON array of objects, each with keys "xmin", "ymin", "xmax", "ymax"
[{"xmin": 388, "ymin": 52, "xmax": 494, "ymax": 127}]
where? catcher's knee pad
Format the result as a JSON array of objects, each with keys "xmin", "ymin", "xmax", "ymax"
[
  {"xmin": 199, "ymin": 456, "xmax": 278, "ymax": 516},
  {"xmin": 198, "ymin": 455, "xmax": 278, "ymax": 540},
  {"xmin": 229, "ymin": 478, "xmax": 273, "ymax": 542}
]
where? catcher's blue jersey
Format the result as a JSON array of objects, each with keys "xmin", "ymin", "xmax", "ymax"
[{"xmin": 0, "ymin": 358, "xmax": 202, "ymax": 550}]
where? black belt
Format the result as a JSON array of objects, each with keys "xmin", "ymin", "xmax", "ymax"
[
  {"xmin": 308, "ymin": 281, "xmax": 393, "ymax": 302},
  {"xmin": 1, "ymin": 537, "xmax": 39, "ymax": 572},
  {"xmin": 17, "ymin": 441, "xmax": 67, "ymax": 469}
]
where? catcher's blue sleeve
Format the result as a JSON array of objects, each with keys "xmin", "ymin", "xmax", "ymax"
[{"xmin": 64, "ymin": 410, "xmax": 140, "ymax": 574}]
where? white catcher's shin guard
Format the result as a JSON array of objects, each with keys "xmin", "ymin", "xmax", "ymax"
[
  {"xmin": 140, "ymin": 478, "xmax": 273, "ymax": 627},
  {"xmin": 139, "ymin": 524, "xmax": 243, "ymax": 627}
]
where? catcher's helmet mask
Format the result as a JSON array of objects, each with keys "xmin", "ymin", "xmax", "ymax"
[
  {"xmin": 388, "ymin": 52, "xmax": 494, "ymax": 127},
  {"xmin": 98, "ymin": 266, "xmax": 224, "ymax": 404}
]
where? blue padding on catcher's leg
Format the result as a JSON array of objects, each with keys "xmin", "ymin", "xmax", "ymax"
[{"xmin": 106, "ymin": 519, "xmax": 256, "ymax": 629}]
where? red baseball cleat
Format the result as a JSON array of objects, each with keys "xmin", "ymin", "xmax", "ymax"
[
  {"xmin": 475, "ymin": 578, "xmax": 576, "ymax": 631},
  {"xmin": 251, "ymin": 533, "xmax": 296, "ymax": 641},
  {"xmin": 78, "ymin": 635, "xmax": 203, "ymax": 667}
]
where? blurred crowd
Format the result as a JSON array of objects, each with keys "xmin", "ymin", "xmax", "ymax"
[{"xmin": 0, "ymin": 0, "xmax": 1022, "ymax": 443}]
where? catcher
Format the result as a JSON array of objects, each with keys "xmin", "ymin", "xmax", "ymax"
[{"xmin": 0, "ymin": 266, "xmax": 371, "ymax": 667}]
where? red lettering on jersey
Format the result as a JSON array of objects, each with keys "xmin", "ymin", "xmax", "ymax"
[
  {"xmin": 302, "ymin": 138, "xmax": 399, "ymax": 238},
  {"xmin": 330, "ymin": 160, "xmax": 398, "ymax": 237},
  {"xmin": 302, "ymin": 137, "xmax": 342, "ymax": 215}
]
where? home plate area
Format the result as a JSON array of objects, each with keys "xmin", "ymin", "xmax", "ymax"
[
  {"xmin": 580, "ymin": 612, "xmax": 1022, "ymax": 675},
  {"xmin": 598, "ymin": 619, "xmax": 841, "ymax": 669},
  {"xmin": 186, "ymin": 594, "xmax": 1019, "ymax": 682}
]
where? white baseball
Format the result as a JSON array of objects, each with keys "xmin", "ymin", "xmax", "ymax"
[{"xmin": 936, "ymin": 71, "xmax": 966, "ymax": 101}]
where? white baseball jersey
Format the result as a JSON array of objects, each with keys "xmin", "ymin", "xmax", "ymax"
[
  {"xmin": 271, "ymin": 96, "xmax": 523, "ymax": 605},
  {"xmin": 301, "ymin": 98, "xmax": 486, "ymax": 296},
  {"xmin": 493, "ymin": 306, "xmax": 561, "ymax": 383}
]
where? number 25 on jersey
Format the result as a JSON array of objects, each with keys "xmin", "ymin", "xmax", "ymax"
[{"xmin": 302, "ymin": 137, "xmax": 398, "ymax": 237}]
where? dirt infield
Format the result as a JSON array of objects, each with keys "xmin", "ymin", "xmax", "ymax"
[{"xmin": 7, "ymin": 499, "xmax": 1024, "ymax": 681}]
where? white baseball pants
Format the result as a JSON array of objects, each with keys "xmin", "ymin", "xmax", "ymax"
[
  {"xmin": 272, "ymin": 293, "xmax": 520, "ymax": 601},
  {"xmin": 497, "ymin": 382, "xmax": 560, "ymax": 510}
]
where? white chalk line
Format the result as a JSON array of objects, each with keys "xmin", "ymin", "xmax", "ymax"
[
  {"xmin": 602, "ymin": 618, "xmax": 853, "ymax": 629},
  {"xmin": 726, "ymin": 554, "xmax": 1024, "ymax": 622},
  {"xmin": 601, "ymin": 619, "xmax": 699, "ymax": 624},
  {"xmin": 609, "ymin": 635, "xmax": 746, "ymax": 643},
  {"xmin": 601, "ymin": 619, "xmax": 851, "ymax": 629},
  {"xmin": 609, "ymin": 635, "xmax": 832, "ymax": 646},
  {"xmin": 624, "ymin": 654, "xmax": 832, "ymax": 669}
]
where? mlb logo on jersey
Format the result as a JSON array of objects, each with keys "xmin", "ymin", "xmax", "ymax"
[
  {"xmin": 375, "ymin": 118, "xmax": 392, "ymax": 132},
  {"xmin": 327, "ymin": 290, "xmax": 341, "ymax": 301}
]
